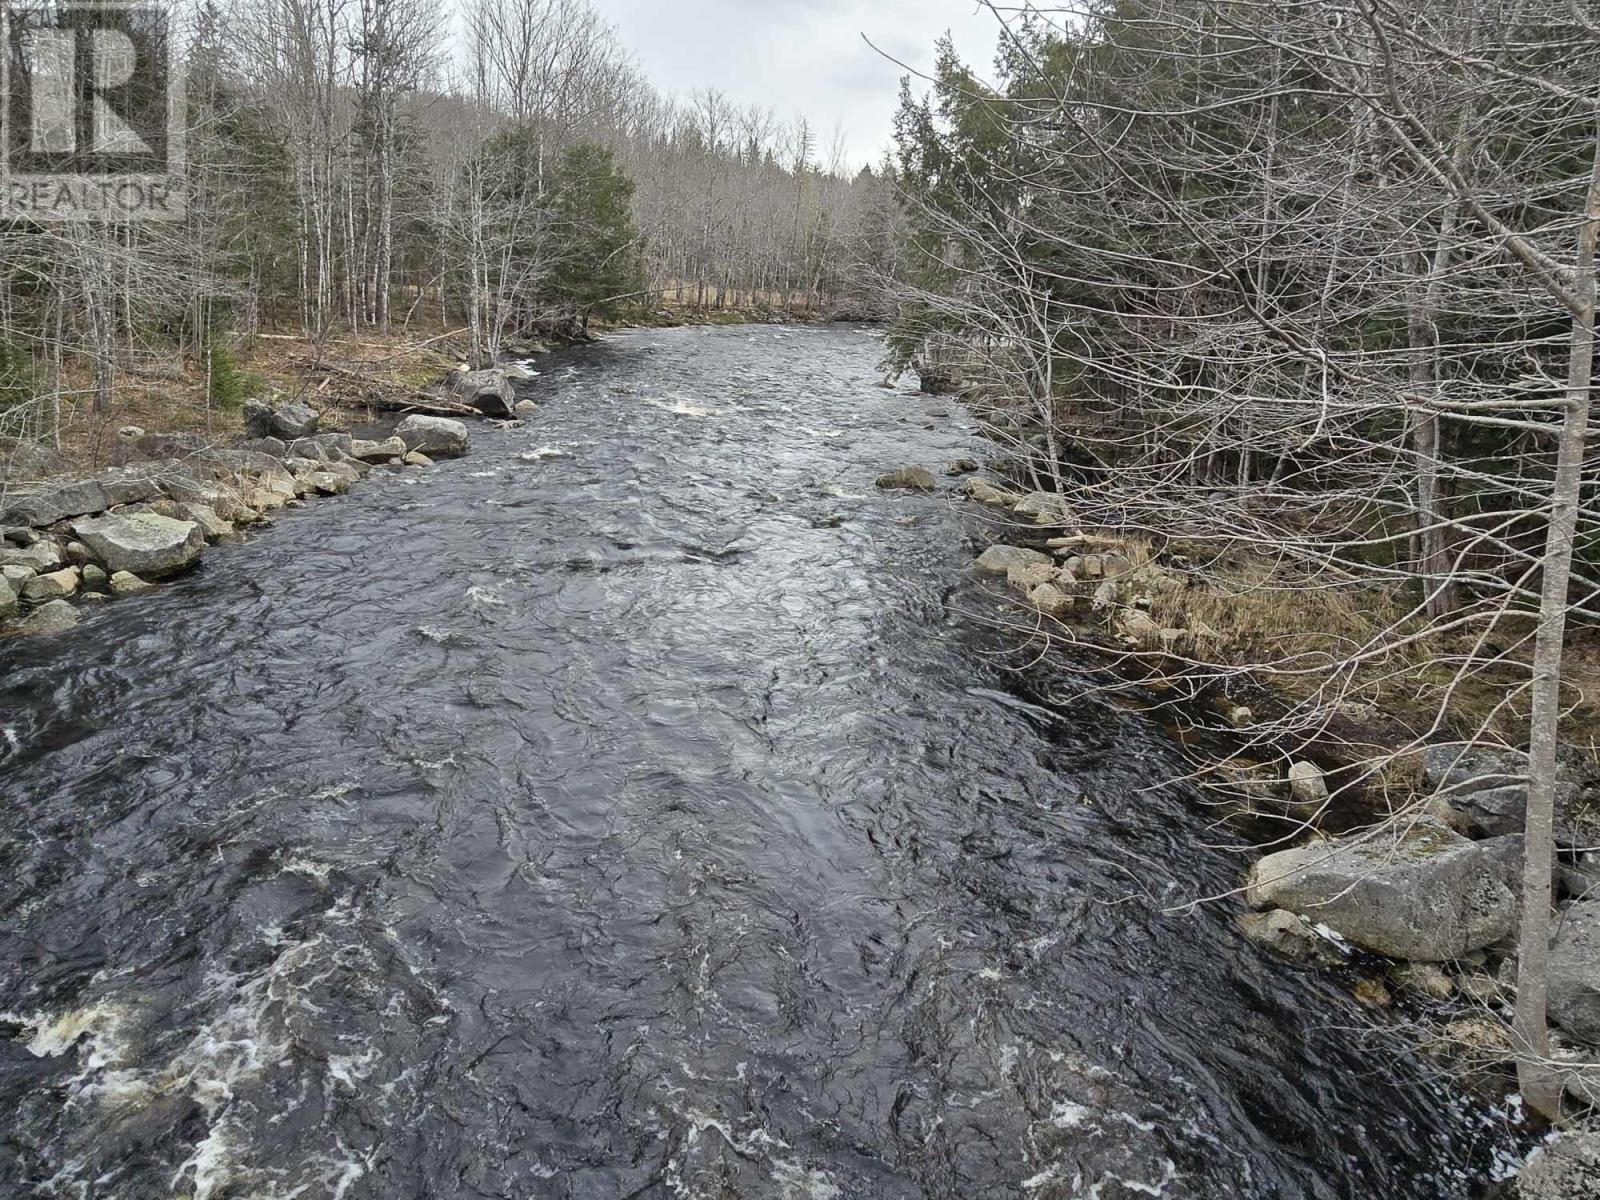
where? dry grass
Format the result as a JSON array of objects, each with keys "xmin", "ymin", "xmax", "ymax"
[{"xmin": 27, "ymin": 325, "xmax": 468, "ymax": 475}]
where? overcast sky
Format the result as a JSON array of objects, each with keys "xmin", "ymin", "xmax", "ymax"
[{"xmin": 588, "ymin": 0, "xmax": 1003, "ymax": 169}]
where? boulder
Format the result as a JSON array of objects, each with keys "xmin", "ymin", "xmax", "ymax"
[
  {"xmin": 1515, "ymin": 1132, "xmax": 1600, "ymax": 1200},
  {"xmin": 1559, "ymin": 853, "xmax": 1600, "ymax": 902},
  {"xmin": 1423, "ymin": 742, "xmax": 1588, "ymax": 841},
  {"xmin": 1288, "ymin": 762, "xmax": 1330, "ymax": 811},
  {"xmin": 1116, "ymin": 609, "xmax": 1161, "ymax": 641},
  {"xmin": 237, "ymin": 436, "xmax": 288, "ymax": 459},
  {"xmin": 109, "ymin": 571, "xmax": 156, "ymax": 597},
  {"xmin": 403, "ymin": 451, "xmax": 434, "ymax": 468},
  {"xmin": 306, "ymin": 470, "xmax": 353, "ymax": 496},
  {"xmin": 0, "ymin": 542, "xmax": 62, "ymax": 573},
  {"xmin": 81, "ymin": 564, "xmax": 107, "ymax": 591},
  {"xmin": 21, "ymin": 567, "xmax": 79, "ymax": 602},
  {"xmin": 1008, "ymin": 561, "xmax": 1059, "ymax": 593},
  {"xmin": 72, "ymin": 513, "xmax": 204, "ymax": 579},
  {"xmin": 515, "ymin": 400, "xmax": 539, "ymax": 417},
  {"xmin": 1014, "ymin": 491, "xmax": 1075, "ymax": 526},
  {"xmin": 0, "ymin": 441, "xmax": 68, "ymax": 482},
  {"xmin": 962, "ymin": 480, "xmax": 1017, "ymax": 507},
  {"xmin": 1388, "ymin": 961, "xmax": 1455, "ymax": 1001},
  {"xmin": 1, "ymin": 564, "xmax": 34, "ymax": 587},
  {"xmin": 876, "ymin": 466, "xmax": 937, "ymax": 492},
  {"xmin": 278, "ymin": 404, "xmax": 319, "ymax": 439},
  {"xmin": 1028, "ymin": 583, "xmax": 1074, "ymax": 618},
  {"xmin": 451, "ymin": 369, "xmax": 516, "ymax": 418},
  {"xmin": 0, "ymin": 574, "xmax": 14, "ymax": 619},
  {"xmin": 1548, "ymin": 901, "xmax": 1600, "ymax": 1044},
  {"xmin": 396, "ymin": 416, "xmax": 469, "ymax": 460},
  {"xmin": 976, "ymin": 545, "xmax": 1054, "ymax": 576},
  {"xmin": 1238, "ymin": 909, "xmax": 1343, "ymax": 965},
  {"xmin": 177, "ymin": 503, "xmax": 232, "ymax": 541},
  {"xmin": 1246, "ymin": 818, "xmax": 1516, "ymax": 961},
  {"xmin": 351, "ymin": 436, "xmax": 406, "ymax": 463},
  {"xmin": 9, "ymin": 599, "xmax": 79, "ymax": 636}
]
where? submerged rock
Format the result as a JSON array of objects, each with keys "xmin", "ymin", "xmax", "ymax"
[
  {"xmin": 396, "ymin": 416, "xmax": 469, "ymax": 460},
  {"xmin": 1246, "ymin": 818, "xmax": 1515, "ymax": 961},
  {"xmin": 1238, "ymin": 909, "xmax": 1343, "ymax": 965},
  {"xmin": 73, "ymin": 513, "xmax": 204, "ymax": 579},
  {"xmin": 945, "ymin": 458, "xmax": 980, "ymax": 476},
  {"xmin": 452, "ymin": 369, "xmax": 516, "ymax": 418},
  {"xmin": 403, "ymin": 451, "xmax": 434, "ymax": 468},
  {"xmin": 976, "ymin": 545, "xmax": 1054, "ymax": 576},
  {"xmin": 1549, "ymin": 901, "xmax": 1600, "ymax": 1044},
  {"xmin": 10, "ymin": 599, "xmax": 79, "ymax": 636},
  {"xmin": 876, "ymin": 466, "xmax": 937, "ymax": 492}
]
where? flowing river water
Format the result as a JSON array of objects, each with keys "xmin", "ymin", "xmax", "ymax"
[{"xmin": 1, "ymin": 325, "xmax": 1518, "ymax": 1198}]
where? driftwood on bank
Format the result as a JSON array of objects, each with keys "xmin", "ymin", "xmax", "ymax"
[{"xmin": 285, "ymin": 355, "xmax": 479, "ymax": 419}]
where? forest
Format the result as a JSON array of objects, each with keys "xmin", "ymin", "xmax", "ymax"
[
  {"xmin": 0, "ymin": 0, "xmax": 898, "ymax": 451},
  {"xmin": 887, "ymin": 0, "xmax": 1600, "ymax": 1122}
]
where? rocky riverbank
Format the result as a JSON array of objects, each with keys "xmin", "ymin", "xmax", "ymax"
[
  {"xmin": 0, "ymin": 363, "xmax": 539, "ymax": 640},
  {"xmin": 878, "ymin": 458, "xmax": 1600, "ymax": 1195}
]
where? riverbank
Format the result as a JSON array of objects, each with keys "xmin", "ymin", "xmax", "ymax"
[{"xmin": 875, "ymin": 440, "xmax": 1600, "ymax": 1190}]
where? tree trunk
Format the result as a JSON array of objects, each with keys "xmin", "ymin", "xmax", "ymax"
[{"xmin": 1514, "ymin": 113, "xmax": 1600, "ymax": 1121}]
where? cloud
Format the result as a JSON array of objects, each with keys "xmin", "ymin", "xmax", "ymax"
[{"xmin": 590, "ymin": 0, "xmax": 1002, "ymax": 167}]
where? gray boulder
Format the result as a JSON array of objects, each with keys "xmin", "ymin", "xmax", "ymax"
[
  {"xmin": 72, "ymin": 513, "xmax": 204, "ymax": 578},
  {"xmin": 10, "ymin": 599, "xmax": 79, "ymax": 636},
  {"xmin": 109, "ymin": 571, "xmax": 156, "ymax": 597},
  {"xmin": 1014, "ymin": 491, "xmax": 1075, "ymax": 526},
  {"xmin": 246, "ymin": 399, "xmax": 320, "ymax": 441},
  {"xmin": 21, "ymin": 567, "xmax": 79, "ymax": 601},
  {"xmin": 451, "ymin": 369, "xmax": 516, "ymax": 418},
  {"xmin": 1423, "ymin": 742, "xmax": 1588, "ymax": 840},
  {"xmin": 272, "ymin": 402, "xmax": 320, "ymax": 440},
  {"xmin": 876, "ymin": 466, "xmax": 937, "ymax": 492},
  {"xmin": 976, "ymin": 545, "xmax": 1054, "ymax": 576},
  {"xmin": 1246, "ymin": 818, "xmax": 1516, "ymax": 960},
  {"xmin": 962, "ymin": 479, "xmax": 1018, "ymax": 508},
  {"xmin": 396, "ymin": 416, "xmax": 469, "ymax": 459},
  {"xmin": 1549, "ymin": 902, "xmax": 1600, "ymax": 1044},
  {"xmin": 1516, "ymin": 1131, "xmax": 1600, "ymax": 1200},
  {"xmin": 351, "ymin": 436, "xmax": 406, "ymax": 463},
  {"xmin": 237, "ymin": 436, "xmax": 288, "ymax": 459},
  {"xmin": 177, "ymin": 503, "xmax": 232, "ymax": 541},
  {"xmin": 0, "ymin": 542, "xmax": 62, "ymax": 573},
  {"xmin": 0, "ymin": 574, "xmax": 14, "ymax": 619}
]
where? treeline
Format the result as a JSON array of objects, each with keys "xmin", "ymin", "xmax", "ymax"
[
  {"xmin": 0, "ymin": 0, "xmax": 895, "ymax": 444},
  {"xmin": 890, "ymin": 0, "xmax": 1600, "ymax": 1113}
]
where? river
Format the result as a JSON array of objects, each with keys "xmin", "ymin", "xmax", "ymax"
[{"xmin": 0, "ymin": 325, "xmax": 1516, "ymax": 1198}]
